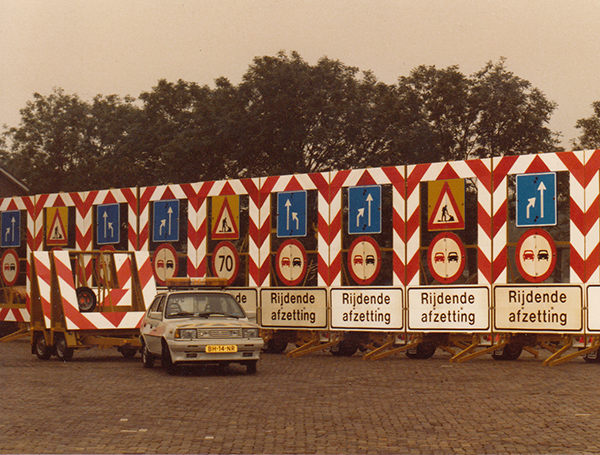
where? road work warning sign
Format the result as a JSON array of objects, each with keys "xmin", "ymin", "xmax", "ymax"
[{"xmin": 428, "ymin": 179, "xmax": 465, "ymax": 231}]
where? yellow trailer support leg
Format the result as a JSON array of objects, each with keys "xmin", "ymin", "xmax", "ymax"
[
  {"xmin": 0, "ymin": 323, "xmax": 30, "ymax": 342},
  {"xmin": 543, "ymin": 336, "xmax": 600, "ymax": 367},
  {"xmin": 451, "ymin": 334, "xmax": 508, "ymax": 363},
  {"xmin": 287, "ymin": 332, "xmax": 340, "ymax": 358},
  {"xmin": 364, "ymin": 334, "xmax": 422, "ymax": 361}
]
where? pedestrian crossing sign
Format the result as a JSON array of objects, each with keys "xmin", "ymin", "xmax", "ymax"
[
  {"xmin": 428, "ymin": 179, "xmax": 465, "ymax": 231},
  {"xmin": 212, "ymin": 196, "xmax": 240, "ymax": 240},
  {"xmin": 46, "ymin": 207, "xmax": 69, "ymax": 246}
]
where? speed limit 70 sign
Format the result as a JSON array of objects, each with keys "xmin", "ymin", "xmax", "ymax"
[{"xmin": 212, "ymin": 241, "xmax": 240, "ymax": 285}]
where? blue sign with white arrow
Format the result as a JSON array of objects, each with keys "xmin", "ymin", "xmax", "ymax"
[
  {"xmin": 153, "ymin": 200, "xmax": 180, "ymax": 242},
  {"xmin": 1, "ymin": 211, "xmax": 20, "ymax": 247},
  {"xmin": 348, "ymin": 185, "xmax": 382, "ymax": 234},
  {"xmin": 97, "ymin": 204, "xmax": 120, "ymax": 245},
  {"xmin": 516, "ymin": 172, "xmax": 557, "ymax": 227},
  {"xmin": 277, "ymin": 191, "xmax": 307, "ymax": 238}
]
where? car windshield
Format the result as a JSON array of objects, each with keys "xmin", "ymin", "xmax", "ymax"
[{"xmin": 164, "ymin": 292, "xmax": 246, "ymax": 319}]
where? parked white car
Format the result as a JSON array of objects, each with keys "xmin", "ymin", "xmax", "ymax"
[{"xmin": 140, "ymin": 283, "xmax": 263, "ymax": 374}]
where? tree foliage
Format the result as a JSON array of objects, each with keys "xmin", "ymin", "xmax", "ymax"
[
  {"xmin": 0, "ymin": 53, "xmax": 562, "ymax": 194},
  {"xmin": 573, "ymin": 101, "xmax": 600, "ymax": 150}
]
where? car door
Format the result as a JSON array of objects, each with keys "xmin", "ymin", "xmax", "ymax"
[{"xmin": 142, "ymin": 295, "xmax": 166, "ymax": 355}]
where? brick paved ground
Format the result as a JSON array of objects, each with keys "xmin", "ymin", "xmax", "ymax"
[{"xmin": 1, "ymin": 338, "xmax": 600, "ymax": 454}]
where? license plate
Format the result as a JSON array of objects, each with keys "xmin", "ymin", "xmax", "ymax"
[{"xmin": 206, "ymin": 345, "xmax": 237, "ymax": 353}]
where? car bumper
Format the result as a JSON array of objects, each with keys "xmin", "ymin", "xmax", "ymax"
[{"xmin": 167, "ymin": 338, "xmax": 263, "ymax": 364}]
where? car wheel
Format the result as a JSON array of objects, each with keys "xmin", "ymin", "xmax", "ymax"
[
  {"xmin": 246, "ymin": 360, "xmax": 258, "ymax": 375},
  {"xmin": 405, "ymin": 342, "xmax": 437, "ymax": 359},
  {"xmin": 35, "ymin": 333, "xmax": 52, "ymax": 360},
  {"xmin": 141, "ymin": 344, "xmax": 154, "ymax": 368},
  {"xmin": 54, "ymin": 333, "xmax": 74, "ymax": 361},
  {"xmin": 161, "ymin": 341, "xmax": 177, "ymax": 375},
  {"xmin": 76, "ymin": 287, "xmax": 97, "ymax": 312}
]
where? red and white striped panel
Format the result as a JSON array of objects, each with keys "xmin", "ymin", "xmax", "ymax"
[
  {"xmin": 52, "ymin": 251, "xmax": 147, "ymax": 330},
  {"xmin": 406, "ymin": 159, "xmax": 493, "ymax": 286},
  {"xmin": 0, "ymin": 195, "xmax": 31, "ymax": 322},
  {"xmin": 135, "ymin": 251, "xmax": 157, "ymax": 309},
  {"xmin": 257, "ymin": 173, "xmax": 329, "ymax": 287},
  {"xmin": 492, "ymin": 152, "xmax": 588, "ymax": 284},
  {"xmin": 327, "ymin": 167, "xmax": 406, "ymax": 286},
  {"xmin": 32, "ymin": 252, "xmax": 53, "ymax": 328}
]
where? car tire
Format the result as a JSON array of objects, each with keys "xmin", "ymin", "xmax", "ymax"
[
  {"xmin": 35, "ymin": 333, "xmax": 52, "ymax": 360},
  {"xmin": 142, "ymin": 344, "xmax": 154, "ymax": 368},
  {"xmin": 246, "ymin": 360, "xmax": 258, "ymax": 375},
  {"xmin": 161, "ymin": 341, "xmax": 177, "ymax": 375},
  {"xmin": 54, "ymin": 333, "xmax": 74, "ymax": 361}
]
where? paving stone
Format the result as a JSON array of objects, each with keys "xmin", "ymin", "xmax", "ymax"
[{"xmin": 2, "ymin": 338, "xmax": 600, "ymax": 453}]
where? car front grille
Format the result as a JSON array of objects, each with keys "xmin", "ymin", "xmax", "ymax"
[{"xmin": 209, "ymin": 329, "xmax": 241, "ymax": 338}]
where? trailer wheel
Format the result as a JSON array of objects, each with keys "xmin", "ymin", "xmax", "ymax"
[
  {"xmin": 118, "ymin": 345, "xmax": 138, "ymax": 359},
  {"xmin": 331, "ymin": 340, "xmax": 359, "ymax": 357},
  {"xmin": 76, "ymin": 287, "xmax": 96, "ymax": 312},
  {"xmin": 405, "ymin": 342, "xmax": 437, "ymax": 359},
  {"xmin": 264, "ymin": 337, "xmax": 288, "ymax": 354},
  {"xmin": 492, "ymin": 343, "xmax": 523, "ymax": 361},
  {"xmin": 54, "ymin": 333, "xmax": 74, "ymax": 361},
  {"xmin": 35, "ymin": 334, "xmax": 52, "ymax": 360},
  {"xmin": 141, "ymin": 344, "xmax": 154, "ymax": 368}
]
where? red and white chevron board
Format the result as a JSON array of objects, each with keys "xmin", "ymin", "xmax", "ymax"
[
  {"xmin": 51, "ymin": 251, "xmax": 148, "ymax": 330},
  {"xmin": 256, "ymin": 173, "xmax": 329, "ymax": 286},
  {"xmin": 32, "ymin": 252, "xmax": 53, "ymax": 328},
  {"xmin": 0, "ymin": 196, "xmax": 31, "ymax": 322},
  {"xmin": 328, "ymin": 167, "xmax": 406, "ymax": 286},
  {"xmin": 492, "ymin": 151, "xmax": 593, "ymax": 284},
  {"xmin": 406, "ymin": 159, "xmax": 493, "ymax": 286},
  {"xmin": 135, "ymin": 251, "xmax": 157, "ymax": 309}
]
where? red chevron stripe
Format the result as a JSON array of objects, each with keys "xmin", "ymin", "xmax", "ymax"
[
  {"xmin": 436, "ymin": 163, "xmax": 461, "ymax": 181},
  {"xmin": 407, "ymin": 164, "xmax": 429, "ymax": 195},
  {"xmin": 570, "ymin": 247, "xmax": 585, "ymax": 282},
  {"xmin": 478, "ymin": 203, "xmax": 492, "ymax": 237},
  {"xmin": 558, "ymin": 151, "xmax": 585, "ymax": 186},
  {"xmin": 467, "ymin": 159, "xmax": 492, "ymax": 193},
  {"xmin": 586, "ymin": 243, "xmax": 600, "ymax": 281},
  {"xmin": 492, "ymin": 248, "xmax": 507, "ymax": 282},
  {"xmin": 478, "ymin": 252, "xmax": 492, "ymax": 283}
]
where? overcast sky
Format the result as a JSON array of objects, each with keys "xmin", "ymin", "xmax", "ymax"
[{"xmin": 1, "ymin": 0, "xmax": 599, "ymax": 149}]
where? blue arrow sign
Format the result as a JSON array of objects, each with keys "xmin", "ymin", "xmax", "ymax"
[
  {"xmin": 348, "ymin": 185, "xmax": 382, "ymax": 234},
  {"xmin": 277, "ymin": 191, "xmax": 307, "ymax": 238},
  {"xmin": 96, "ymin": 204, "xmax": 120, "ymax": 245},
  {"xmin": 1, "ymin": 211, "xmax": 20, "ymax": 248},
  {"xmin": 516, "ymin": 172, "xmax": 557, "ymax": 227},
  {"xmin": 153, "ymin": 200, "xmax": 180, "ymax": 242}
]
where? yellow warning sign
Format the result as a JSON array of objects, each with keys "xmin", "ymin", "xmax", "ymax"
[
  {"xmin": 46, "ymin": 207, "xmax": 69, "ymax": 246},
  {"xmin": 212, "ymin": 196, "xmax": 240, "ymax": 240},
  {"xmin": 428, "ymin": 179, "xmax": 465, "ymax": 231}
]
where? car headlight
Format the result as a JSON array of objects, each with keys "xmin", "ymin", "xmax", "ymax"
[
  {"xmin": 243, "ymin": 328, "xmax": 259, "ymax": 338},
  {"xmin": 175, "ymin": 328, "xmax": 197, "ymax": 339}
]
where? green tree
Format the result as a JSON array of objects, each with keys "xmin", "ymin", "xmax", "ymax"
[
  {"xmin": 1, "ymin": 89, "xmax": 142, "ymax": 194},
  {"xmin": 573, "ymin": 101, "xmax": 600, "ymax": 150}
]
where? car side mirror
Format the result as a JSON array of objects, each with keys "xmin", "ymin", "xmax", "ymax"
[{"xmin": 149, "ymin": 311, "xmax": 162, "ymax": 320}]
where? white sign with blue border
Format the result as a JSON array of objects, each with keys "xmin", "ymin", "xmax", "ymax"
[
  {"xmin": 348, "ymin": 185, "xmax": 382, "ymax": 234},
  {"xmin": 516, "ymin": 172, "xmax": 557, "ymax": 227},
  {"xmin": 277, "ymin": 191, "xmax": 307, "ymax": 238},
  {"xmin": 153, "ymin": 200, "xmax": 180, "ymax": 242},
  {"xmin": 1, "ymin": 211, "xmax": 20, "ymax": 248},
  {"xmin": 97, "ymin": 204, "xmax": 120, "ymax": 245}
]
